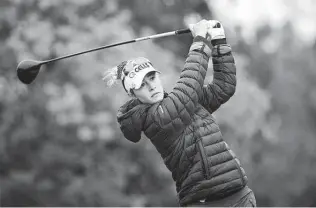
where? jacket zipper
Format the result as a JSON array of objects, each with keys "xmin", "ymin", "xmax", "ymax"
[{"xmin": 198, "ymin": 140, "xmax": 211, "ymax": 179}]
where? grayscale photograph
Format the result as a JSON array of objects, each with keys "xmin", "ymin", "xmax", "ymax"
[{"xmin": 1, "ymin": 0, "xmax": 316, "ymax": 207}]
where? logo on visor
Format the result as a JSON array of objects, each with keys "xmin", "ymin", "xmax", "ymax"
[
  {"xmin": 129, "ymin": 72, "xmax": 136, "ymax": 78},
  {"xmin": 128, "ymin": 62, "xmax": 152, "ymax": 78}
]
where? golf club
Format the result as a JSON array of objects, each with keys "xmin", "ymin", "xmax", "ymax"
[
  {"xmin": 17, "ymin": 23, "xmax": 221, "ymax": 84},
  {"xmin": 16, "ymin": 28, "xmax": 192, "ymax": 85}
]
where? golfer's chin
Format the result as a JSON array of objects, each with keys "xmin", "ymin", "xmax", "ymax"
[{"xmin": 150, "ymin": 92, "xmax": 164, "ymax": 103}]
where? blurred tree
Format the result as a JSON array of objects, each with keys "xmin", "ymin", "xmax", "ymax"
[
  {"xmin": 118, "ymin": 0, "xmax": 214, "ymax": 58},
  {"xmin": 0, "ymin": 0, "xmax": 179, "ymax": 206},
  {"xmin": 1, "ymin": 0, "xmax": 316, "ymax": 207},
  {"xmin": 217, "ymin": 19, "xmax": 316, "ymax": 206}
]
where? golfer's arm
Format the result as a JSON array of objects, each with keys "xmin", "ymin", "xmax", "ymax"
[
  {"xmin": 158, "ymin": 36, "xmax": 212, "ymax": 126},
  {"xmin": 201, "ymin": 42, "xmax": 236, "ymax": 113}
]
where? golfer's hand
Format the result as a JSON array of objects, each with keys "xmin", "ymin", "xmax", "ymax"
[
  {"xmin": 189, "ymin": 19, "xmax": 209, "ymax": 38},
  {"xmin": 207, "ymin": 20, "xmax": 225, "ymax": 40}
]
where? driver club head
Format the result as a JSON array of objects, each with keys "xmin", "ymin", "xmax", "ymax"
[{"xmin": 17, "ymin": 60, "xmax": 42, "ymax": 84}]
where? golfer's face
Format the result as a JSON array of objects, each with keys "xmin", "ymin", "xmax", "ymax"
[{"xmin": 133, "ymin": 72, "xmax": 164, "ymax": 104}]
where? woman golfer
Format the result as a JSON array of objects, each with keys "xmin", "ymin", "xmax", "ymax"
[{"xmin": 104, "ymin": 19, "xmax": 256, "ymax": 207}]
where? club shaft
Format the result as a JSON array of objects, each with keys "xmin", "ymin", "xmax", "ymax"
[
  {"xmin": 42, "ymin": 39, "xmax": 135, "ymax": 64},
  {"xmin": 135, "ymin": 28, "xmax": 190, "ymax": 42},
  {"xmin": 42, "ymin": 28, "xmax": 191, "ymax": 65}
]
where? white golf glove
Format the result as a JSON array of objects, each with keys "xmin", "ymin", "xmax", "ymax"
[
  {"xmin": 188, "ymin": 19, "xmax": 209, "ymax": 38},
  {"xmin": 207, "ymin": 20, "xmax": 225, "ymax": 40}
]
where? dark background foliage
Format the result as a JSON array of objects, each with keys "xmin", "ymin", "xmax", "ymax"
[{"xmin": 1, "ymin": 0, "xmax": 316, "ymax": 206}]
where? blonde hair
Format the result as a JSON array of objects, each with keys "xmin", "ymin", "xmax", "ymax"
[{"xmin": 102, "ymin": 61, "xmax": 127, "ymax": 87}]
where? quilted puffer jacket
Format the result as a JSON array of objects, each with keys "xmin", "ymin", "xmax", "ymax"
[{"xmin": 117, "ymin": 36, "xmax": 248, "ymax": 206}]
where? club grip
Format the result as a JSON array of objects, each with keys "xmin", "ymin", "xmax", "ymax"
[
  {"xmin": 175, "ymin": 22, "xmax": 220, "ymax": 35},
  {"xmin": 175, "ymin": 28, "xmax": 191, "ymax": 35}
]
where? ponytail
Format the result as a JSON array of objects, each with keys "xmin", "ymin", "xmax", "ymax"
[{"xmin": 102, "ymin": 61, "xmax": 127, "ymax": 87}]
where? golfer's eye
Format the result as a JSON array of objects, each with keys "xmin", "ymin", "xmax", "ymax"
[
  {"xmin": 140, "ymin": 82, "xmax": 146, "ymax": 88},
  {"xmin": 150, "ymin": 75, "xmax": 155, "ymax": 81}
]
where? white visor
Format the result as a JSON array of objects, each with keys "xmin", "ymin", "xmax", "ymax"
[{"xmin": 123, "ymin": 58, "xmax": 160, "ymax": 93}]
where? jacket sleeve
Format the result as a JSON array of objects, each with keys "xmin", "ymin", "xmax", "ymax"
[
  {"xmin": 119, "ymin": 110, "xmax": 144, "ymax": 143},
  {"xmin": 200, "ymin": 39, "xmax": 236, "ymax": 113},
  {"xmin": 153, "ymin": 36, "xmax": 212, "ymax": 128},
  {"xmin": 117, "ymin": 100, "xmax": 149, "ymax": 143}
]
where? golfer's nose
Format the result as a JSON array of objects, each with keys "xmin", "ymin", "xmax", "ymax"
[{"xmin": 148, "ymin": 81, "xmax": 155, "ymax": 91}]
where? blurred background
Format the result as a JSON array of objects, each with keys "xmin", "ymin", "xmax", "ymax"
[{"xmin": 1, "ymin": 0, "xmax": 316, "ymax": 206}]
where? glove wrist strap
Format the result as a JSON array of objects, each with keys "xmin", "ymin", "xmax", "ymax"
[{"xmin": 211, "ymin": 38, "xmax": 227, "ymax": 46}]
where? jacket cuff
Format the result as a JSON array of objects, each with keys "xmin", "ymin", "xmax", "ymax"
[
  {"xmin": 189, "ymin": 36, "xmax": 212, "ymax": 57},
  {"xmin": 211, "ymin": 38, "xmax": 227, "ymax": 46},
  {"xmin": 211, "ymin": 44, "xmax": 232, "ymax": 57}
]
